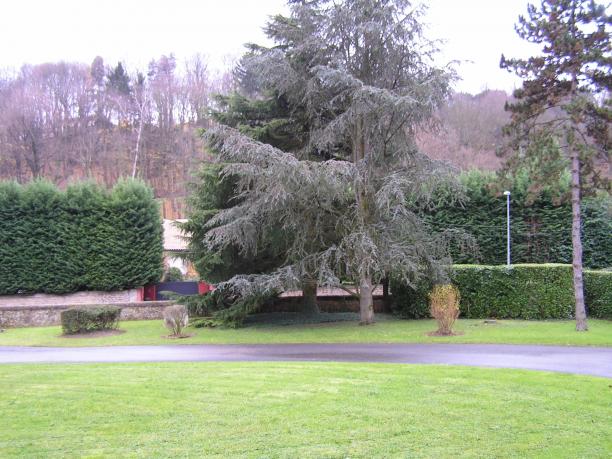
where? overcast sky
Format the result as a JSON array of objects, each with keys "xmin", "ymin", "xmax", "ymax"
[{"xmin": 0, "ymin": 0, "xmax": 539, "ymax": 94}]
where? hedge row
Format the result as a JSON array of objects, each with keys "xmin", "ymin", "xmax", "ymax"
[
  {"xmin": 391, "ymin": 264, "xmax": 612, "ymax": 320},
  {"xmin": 423, "ymin": 171, "xmax": 612, "ymax": 269},
  {"xmin": 584, "ymin": 271, "xmax": 612, "ymax": 320},
  {"xmin": 0, "ymin": 179, "xmax": 163, "ymax": 295}
]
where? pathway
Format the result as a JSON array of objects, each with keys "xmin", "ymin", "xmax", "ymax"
[{"xmin": 1, "ymin": 343, "xmax": 610, "ymax": 377}]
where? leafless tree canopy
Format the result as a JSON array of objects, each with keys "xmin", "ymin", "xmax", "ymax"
[
  {"xmin": 0, "ymin": 53, "xmax": 515, "ymax": 216},
  {"xmin": 0, "ymin": 55, "xmax": 233, "ymax": 210}
]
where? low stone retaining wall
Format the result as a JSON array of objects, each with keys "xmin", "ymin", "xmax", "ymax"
[
  {"xmin": 0, "ymin": 289, "xmax": 143, "ymax": 307},
  {"xmin": 0, "ymin": 294, "xmax": 390, "ymax": 328},
  {"xmin": 0, "ymin": 301, "xmax": 172, "ymax": 328}
]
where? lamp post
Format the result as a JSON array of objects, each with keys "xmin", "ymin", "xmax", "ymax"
[{"xmin": 503, "ymin": 191, "xmax": 511, "ymax": 267}]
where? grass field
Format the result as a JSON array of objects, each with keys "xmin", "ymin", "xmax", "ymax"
[
  {"xmin": 1, "ymin": 316, "xmax": 611, "ymax": 347},
  {"xmin": 0, "ymin": 362, "xmax": 609, "ymax": 458}
]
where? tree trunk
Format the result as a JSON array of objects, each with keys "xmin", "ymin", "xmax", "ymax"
[
  {"xmin": 570, "ymin": 151, "xmax": 588, "ymax": 331},
  {"xmin": 300, "ymin": 278, "xmax": 320, "ymax": 314},
  {"xmin": 359, "ymin": 274, "xmax": 375, "ymax": 325},
  {"xmin": 26, "ymin": 135, "xmax": 42, "ymax": 178},
  {"xmin": 382, "ymin": 276, "xmax": 390, "ymax": 312},
  {"xmin": 131, "ymin": 113, "xmax": 144, "ymax": 178}
]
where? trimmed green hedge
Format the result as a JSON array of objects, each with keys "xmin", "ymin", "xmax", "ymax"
[
  {"xmin": 584, "ymin": 271, "xmax": 612, "ymax": 319},
  {"xmin": 61, "ymin": 306, "xmax": 122, "ymax": 335},
  {"xmin": 391, "ymin": 264, "xmax": 612, "ymax": 320},
  {"xmin": 0, "ymin": 179, "xmax": 163, "ymax": 294},
  {"xmin": 423, "ymin": 171, "xmax": 612, "ymax": 269}
]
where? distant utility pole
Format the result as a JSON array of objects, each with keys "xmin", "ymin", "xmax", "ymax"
[{"xmin": 503, "ymin": 191, "xmax": 511, "ymax": 267}]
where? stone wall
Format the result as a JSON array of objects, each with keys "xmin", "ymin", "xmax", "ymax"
[
  {"xmin": 0, "ymin": 289, "xmax": 143, "ymax": 307},
  {"xmin": 0, "ymin": 301, "xmax": 172, "ymax": 328},
  {"xmin": 0, "ymin": 294, "xmax": 391, "ymax": 328}
]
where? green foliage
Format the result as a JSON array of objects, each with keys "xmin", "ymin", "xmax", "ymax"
[
  {"xmin": 60, "ymin": 306, "xmax": 121, "ymax": 335},
  {"xmin": 184, "ymin": 53, "xmax": 315, "ymax": 284},
  {"xmin": 0, "ymin": 179, "xmax": 163, "ymax": 294},
  {"xmin": 584, "ymin": 271, "xmax": 612, "ymax": 319},
  {"xmin": 390, "ymin": 277, "xmax": 430, "ymax": 319},
  {"xmin": 163, "ymin": 267, "xmax": 184, "ymax": 282},
  {"xmin": 179, "ymin": 164, "xmax": 287, "ymax": 283},
  {"xmin": 424, "ymin": 170, "xmax": 611, "ymax": 268},
  {"xmin": 500, "ymin": 0, "xmax": 611, "ymax": 329},
  {"xmin": 211, "ymin": 290, "xmax": 278, "ymax": 328},
  {"xmin": 176, "ymin": 290, "xmax": 227, "ymax": 318},
  {"xmin": 391, "ymin": 264, "xmax": 611, "ymax": 320},
  {"xmin": 184, "ymin": 58, "xmax": 313, "ymax": 285},
  {"xmin": 198, "ymin": 0, "xmax": 463, "ymax": 327},
  {"xmin": 106, "ymin": 62, "xmax": 131, "ymax": 95},
  {"xmin": 452, "ymin": 265, "xmax": 575, "ymax": 319},
  {"xmin": 177, "ymin": 283, "xmax": 279, "ymax": 328},
  {"xmin": 213, "ymin": 93, "xmax": 308, "ymax": 154},
  {"xmin": 500, "ymin": 0, "xmax": 611, "ymax": 193}
]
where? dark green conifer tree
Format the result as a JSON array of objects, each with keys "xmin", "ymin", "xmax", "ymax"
[{"xmin": 501, "ymin": 0, "xmax": 611, "ymax": 331}]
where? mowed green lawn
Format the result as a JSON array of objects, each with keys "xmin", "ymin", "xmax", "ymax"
[
  {"xmin": 0, "ymin": 362, "xmax": 609, "ymax": 458},
  {"xmin": 0, "ymin": 316, "xmax": 611, "ymax": 347}
]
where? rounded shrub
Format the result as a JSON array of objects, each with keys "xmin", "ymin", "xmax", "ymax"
[
  {"xmin": 60, "ymin": 306, "xmax": 122, "ymax": 335},
  {"xmin": 429, "ymin": 284, "xmax": 460, "ymax": 335},
  {"xmin": 163, "ymin": 304, "xmax": 189, "ymax": 337}
]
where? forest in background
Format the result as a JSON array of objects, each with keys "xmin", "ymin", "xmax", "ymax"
[{"xmin": 0, "ymin": 56, "xmax": 515, "ymax": 217}]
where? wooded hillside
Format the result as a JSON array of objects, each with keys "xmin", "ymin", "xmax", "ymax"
[{"xmin": 0, "ymin": 56, "xmax": 527, "ymax": 217}]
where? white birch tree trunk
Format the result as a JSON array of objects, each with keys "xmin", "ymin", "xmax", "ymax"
[{"xmin": 131, "ymin": 113, "xmax": 144, "ymax": 179}]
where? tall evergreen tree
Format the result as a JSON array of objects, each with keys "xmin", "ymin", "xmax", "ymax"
[
  {"xmin": 204, "ymin": 0, "xmax": 465, "ymax": 324},
  {"xmin": 501, "ymin": 0, "xmax": 611, "ymax": 331},
  {"xmin": 186, "ymin": 25, "xmax": 332, "ymax": 313},
  {"xmin": 107, "ymin": 62, "xmax": 131, "ymax": 96}
]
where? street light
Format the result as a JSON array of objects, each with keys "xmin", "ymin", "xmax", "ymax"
[{"xmin": 503, "ymin": 191, "xmax": 511, "ymax": 267}]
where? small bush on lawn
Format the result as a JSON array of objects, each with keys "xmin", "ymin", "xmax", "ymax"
[
  {"xmin": 391, "ymin": 264, "xmax": 612, "ymax": 320},
  {"xmin": 163, "ymin": 305, "xmax": 189, "ymax": 337},
  {"xmin": 61, "ymin": 306, "xmax": 121, "ymax": 335},
  {"xmin": 429, "ymin": 285, "xmax": 460, "ymax": 335}
]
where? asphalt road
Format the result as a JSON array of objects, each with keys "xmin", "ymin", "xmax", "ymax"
[{"xmin": 1, "ymin": 343, "xmax": 610, "ymax": 377}]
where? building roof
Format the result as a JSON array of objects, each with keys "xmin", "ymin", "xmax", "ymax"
[{"xmin": 163, "ymin": 219, "xmax": 188, "ymax": 251}]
